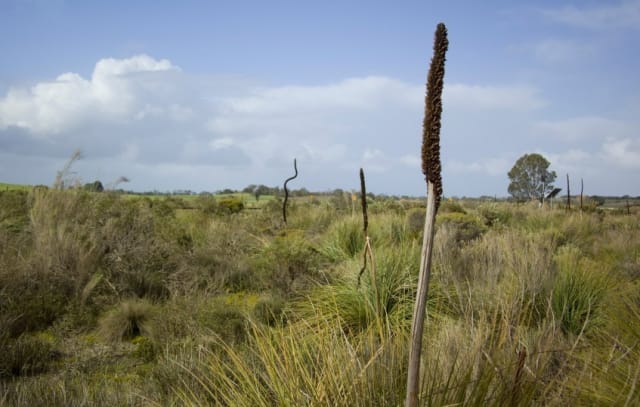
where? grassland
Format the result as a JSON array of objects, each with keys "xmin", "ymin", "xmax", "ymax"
[{"xmin": 1, "ymin": 185, "xmax": 639, "ymax": 406}]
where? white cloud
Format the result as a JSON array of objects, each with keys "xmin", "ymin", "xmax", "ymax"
[
  {"xmin": 223, "ymin": 76, "xmax": 419, "ymax": 116},
  {"xmin": 534, "ymin": 116, "xmax": 631, "ymax": 141},
  {"xmin": 533, "ymin": 39, "xmax": 596, "ymax": 64},
  {"xmin": 400, "ymin": 154, "xmax": 420, "ymax": 168},
  {"xmin": 543, "ymin": 0, "xmax": 640, "ymax": 30},
  {"xmin": 447, "ymin": 157, "xmax": 512, "ymax": 177},
  {"xmin": 444, "ymin": 84, "xmax": 545, "ymax": 111},
  {"xmin": 209, "ymin": 137, "xmax": 234, "ymax": 150},
  {"xmin": 602, "ymin": 137, "xmax": 640, "ymax": 168},
  {"xmin": 0, "ymin": 54, "xmax": 178, "ymax": 134},
  {"xmin": 4, "ymin": 53, "xmax": 636, "ymax": 196}
]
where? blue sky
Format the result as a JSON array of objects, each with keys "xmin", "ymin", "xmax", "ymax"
[{"xmin": 1, "ymin": 0, "xmax": 639, "ymax": 196}]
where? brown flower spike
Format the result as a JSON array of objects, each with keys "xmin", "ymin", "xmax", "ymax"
[
  {"xmin": 421, "ymin": 22, "xmax": 448, "ymax": 210},
  {"xmin": 406, "ymin": 23, "xmax": 449, "ymax": 407}
]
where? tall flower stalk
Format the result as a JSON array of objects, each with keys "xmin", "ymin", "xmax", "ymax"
[{"xmin": 405, "ymin": 22, "xmax": 448, "ymax": 407}]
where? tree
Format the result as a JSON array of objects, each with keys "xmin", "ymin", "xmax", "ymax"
[
  {"xmin": 507, "ymin": 153, "xmax": 556, "ymax": 202},
  {"xmin": 83, "ymin": 180, "xmax": 104, "ymax": 192}
]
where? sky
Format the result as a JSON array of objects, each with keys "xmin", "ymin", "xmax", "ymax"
[{"xmin": 0, "ymin": 0, "xmax": 639, "ymax": 197}]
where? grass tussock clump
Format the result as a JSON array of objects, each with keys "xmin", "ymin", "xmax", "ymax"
[
  {"xmin": 551, "ymin": 245, "xmax": 613, "ymax": 337},
  {"xmin": 1, "ymin": 178, "xmax": 640, "ymax": 405},
  {"xmin": 98, "ymin": 299, "xmax": 157, "ymax": 343}
]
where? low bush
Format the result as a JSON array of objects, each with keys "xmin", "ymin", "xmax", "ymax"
[
  {"xmin": 0, "ymin": 332, "xmax": 58, "ymax": 378},
  {"xmin": 437, "ymin": 212, "xmax": 487, "ymax": 243}
]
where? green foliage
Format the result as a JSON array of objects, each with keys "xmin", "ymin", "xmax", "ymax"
[
  {"xmin": 552, "ymin": 245, "xmax": 612, "ymax": 336},
  {"xmin": 439, "ymin": 199, "xmax": 466, "ymax": 214},
  {"xmin": 0, "ymin": 189, "xmax": 29, "ymax": 233},
  {"xmin": 1, "ymin": 181, "xmax": 640, "ymax": 404},
  {"xmin": 196, "ymin": 299, "xmax": 249, "ymax": 344},
  {"xmin": 0, "ymin": 332, "xmax": 58, "ymax": 378},
  {"xmin": 322, "ymin": 217, "xmax": 365, "ymax": 260},
  {"xmin": 252, "ymin": 230, "xmax": 321, "ymax": 293},
  {"xmin": 437, "ymin": 211, "xmax": 487, "ymax": 243},
  {"xmin": 132, "ymin": 335, "xmax": 156, "ymax": 362},
  {"xmin": 217, "ymin": 196, "xmax": 244, "ymax": 214},
  {"xmin": 508, "ymin": 153, "xmax": 557, "ymax": 202},
  {"xmin": 406, "ymin": 207, "xmax": 426, "ymax": 237},
  {"xmin": 253, "ymin": 294, "xmax": 287, "ymax": 327},
  {"xmin": 477, "ymin": 203, "xmax": 512, "ymax": 227},
  {"xmin": 83, "ymin": 180, "xmax": 104, "ymax": 192}
]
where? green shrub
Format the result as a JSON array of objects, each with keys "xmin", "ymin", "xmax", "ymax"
[
  {"xmin": 195, "ymin": 194, "xmax": 218, "ymax": 214},
  {"xmin": 437, "ymin": 212, "xmax": 487, "ymax": 243},
  {"xmin": 439, "ymin": 199, "xmax": 466, "ymax": 214},
  {"xmin": 0, "ymin": 189, "xmax": 29, "ymax": 234},
  {"xmin": 132, "ymin": 335, "xmax": 156, "ymax": 362},
  {"xmin": 198, "ymin": 302, "xmax": 248, "ymax": 344},
  {"xmin": 252, "ymin": 230, "xmax": 322, "ymax": 294},
  {"xmin": 253, "ymin": 294, "xmax": 287, "ymax": 327},
  {"xmin": 217, "ymin": 197, "xmax": 244, "ymax": 214},
  {"xmin": 0, "ymin": 333, "xmax": 58, "ymax": 378},
  {"xmin": 477, "ymin": 203, "xmax": 512, "ymax": 227},
  {"xmin": 406, "ymin": 207, "xmax": 426, "ymax": 237}
]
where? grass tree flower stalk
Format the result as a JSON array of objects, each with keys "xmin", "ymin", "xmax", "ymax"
[{"xmin": 405, "ymin": 22, "xmax": 448, "ymax": 407}]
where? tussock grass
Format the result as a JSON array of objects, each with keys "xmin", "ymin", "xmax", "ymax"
[{"xmin": 0, "ymin": 185, "xmax": 639, "ymax": 405}]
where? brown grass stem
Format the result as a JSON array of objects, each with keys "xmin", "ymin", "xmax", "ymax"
[{"xmin": 406, "ymin": 22, "xmax": 448, "ymax": 407}]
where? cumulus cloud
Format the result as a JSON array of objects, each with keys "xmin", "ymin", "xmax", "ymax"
[
  {"xmin": 602, "ymin": 137, "xmax": 640, "ymax": 169},
  {"xmin": 5, "ymin": 53, "xmax": 635, "ymax": 195},
  {"xmin": 0, "ymin": 54, "xmax": 178, "ymax": 134},
  {"xmin": 543, "ymin": 0, "xmax": 640, "ymax": 30}
]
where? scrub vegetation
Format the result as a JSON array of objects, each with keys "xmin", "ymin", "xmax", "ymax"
[{"xmin": 1, "ymin": 182, "xmax": 639, "ymax": 406}]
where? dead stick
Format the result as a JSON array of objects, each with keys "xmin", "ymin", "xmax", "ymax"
[{"xmin": 282, "ymin": 158, "xmax": 298, "ymax": 225}]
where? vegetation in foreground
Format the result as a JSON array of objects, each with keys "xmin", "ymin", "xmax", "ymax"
[{"xmin": 1, "ymin": 184, "xmax": 639, "ymax": 406}]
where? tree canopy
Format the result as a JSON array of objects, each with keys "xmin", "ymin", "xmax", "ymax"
[{"xmin": 507, "ymin": 153, "xmax": 556, "ymax": 202}]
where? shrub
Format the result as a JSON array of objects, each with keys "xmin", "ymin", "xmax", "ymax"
[
  {"xmin": 0, "ymin": 189, "xmax": 29, "ymax": 234},
  {"xmin": 217, "ymin": 197, "xmax": 244, "ymax": 214},
  {"xmin": 194, "ymin": 194, "xmax": 218, "ymax": 214},
  {"xmin": 253, "ymin": 294, "xmax": 287, "ymax": 327},
  {"xmin": 437, "ymin": 212, "xmax": 486, "ymax": 243},
  {"xmin": 439, "ymin": 199, "xmax": 466, "ymax": 214},
  {"xmin": 253, "ymin": 230, "xmax": 321, "ymax": 293},
  {"xmin": 0, "ymin": 333, "xmax": 58, "ymax": 378},
  {"xmin": 477, "ymin": 203, "xmax": 512, "ymax": 227},
  {"xmin": 197, "ymin": 301, "xmax": 248, "ymax": 344},
  {"xmin": 406, "ymin": 207, "xmax": 426, "ymax": 237}
]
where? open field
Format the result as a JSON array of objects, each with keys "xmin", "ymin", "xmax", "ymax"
[{"xmin": 1, "ymin": 186, "xmax": 640, "ymax": 405}]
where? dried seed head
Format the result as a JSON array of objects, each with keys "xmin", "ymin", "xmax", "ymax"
[
  {"xmin": 359, "ymin": 168, "xmax": 368, "ymax": 234},
  {"xmin": 421, "ymin": 22, "xmax": 448, "ymax": 210}
]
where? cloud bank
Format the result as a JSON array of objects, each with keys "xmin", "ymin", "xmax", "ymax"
[{"xmin": 0, "ymin": 54, "xmax": 638, "ymax": 196}]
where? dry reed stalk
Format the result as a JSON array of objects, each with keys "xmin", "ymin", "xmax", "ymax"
[
  {"xmin": 580, "ymin": 178, "xmax": 584, "ymax": 212},
  {"xmin": 566, "ymin": 174, "xmax": 571, "ymax": 210},
  {"xmin": 356, "ymin": 169, "xmax": 379, "ymax": 319},
  {"xmin": 357, "ymin": 168, "xmax": 371, "ymax": 287},
  {"xmin": 282, "ymin": 158, "xmax": 298, "ymax": 225},
  {"xmin": 405, "ymin": 22, "xmax": 448, "ymax": 407}
]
